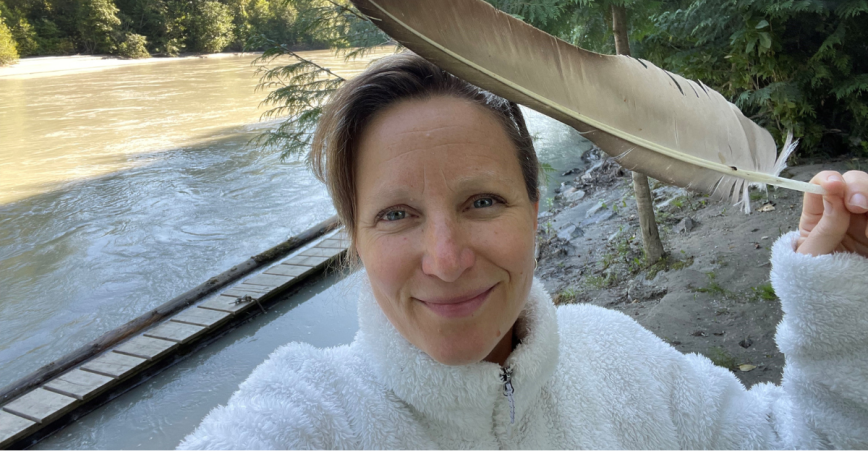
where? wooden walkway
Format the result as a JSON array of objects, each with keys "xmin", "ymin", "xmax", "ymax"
[{"xmin": 0, "ymin": 227, "xmax": 349, "ymax": 449}]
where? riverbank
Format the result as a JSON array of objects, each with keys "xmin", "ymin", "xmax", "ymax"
[
  {"xmin": 0, "ymin": 53, "xmax": 261, "ymax": 79},
  {"xmin": 537, "ymin": 149, "xmax": 865, "ymax": 388}
]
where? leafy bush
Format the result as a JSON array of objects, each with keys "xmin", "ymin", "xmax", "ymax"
[
  {"xmin": 641, "ymin": 0, "xmax": 868, "ymax": 158},
  {"xmin": 0, "ymin": 15, "xmax": 18, "ymax": 65},
  {"xmin": 188, "ymin": 1, "xmax": 234, "ymax": 53},
  {"xmin": 117, "ymin": 31, "xmax": 149, "ymax": 58},
  {"xmin": 9, "ymin": 17, "xmax": 37, "ymax": 56},
  {"xmin": 75, "ymin": 0, "xmax": 122, "ymax": 53}
]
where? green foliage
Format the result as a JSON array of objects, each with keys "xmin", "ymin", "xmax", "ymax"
[
  {"xmin": 557, "ymin": 286, "xmax": 578, "ymax": 304},
  {"xmin": 707, "ymin": 346, "xmax": 739, "ymax": 371},
  {"xmin": 76, "ymin": 0, "xmax": 122, "ymax": 53},
  {"xmin": 641, "ymin": 0, "xmax": 868, "ymax": 157},
  {"xmin": 751, "ymin": 282, "xmax": 776, "ymax": 301},
  {"xmin": 251, "ymin": 0, "xmax": 391, "ymax": 159},
  {"xmin": 116, "ymin": 31, "xmax": 148, "ymax": 57},
  {"xmin": 188, "ymin": 0, "xmax": 234, "ymax": 52},
  {"xmin": 539, "ymin": 161, "xmax": 556, "ymax": 187},
  {"xmin": 0, "ymin": 0, "xmax": 339, "ymax": 57},
  {"xmin": 0, "ymin": 15, "xmax": 18, "ymax": 65}
]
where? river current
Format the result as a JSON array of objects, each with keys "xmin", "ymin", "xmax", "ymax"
[{"xmin": 0, "ymin": 50, "xmax": 590, "ymax": 448}]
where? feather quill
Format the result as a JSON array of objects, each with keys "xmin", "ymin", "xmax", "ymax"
[{"xmin": 349, "ymin": 0, "xmax": 823, "ymax": 211}]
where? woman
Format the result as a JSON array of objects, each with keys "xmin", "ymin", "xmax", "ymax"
[{"xmin": 178, "ymin": 53, "xmax": 868, "ymax": 449}]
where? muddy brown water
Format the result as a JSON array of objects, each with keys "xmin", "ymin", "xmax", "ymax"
[{"xmin": 0, "ymin": 49, "xmax": 396, "ymax": 389}]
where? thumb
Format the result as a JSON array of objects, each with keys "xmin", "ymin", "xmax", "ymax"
[{"xmin": 797, "ymin": 194, "xmax": 851, "ymax": 256}]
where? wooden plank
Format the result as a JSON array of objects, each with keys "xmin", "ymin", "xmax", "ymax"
[
  {"xmin": 171, "ymin": 307, "xmax": 230, "ymax": 327},
  {"xmin": 80, "ymin": 351, "xmax": 146, "ymax": 379},
  {"xmin": 232, "ymin": 282, "xmax": 270, "ymax": 290},
  {"xmin": 263, "ymin": 264, "xmax": 310, "ymax": 277},
  {"xmin": 318, "ymin": 239, "xmax": 349, "ymax": 248},
  {"xmin": 2, "ymin": 388, "xmax": 77, "ymax": 424},
  {"xmin": 243, "ymin": 273, "xmax": 293, "ymax": 288},
  {"xmin": 43, "ymin": 369, "xmax": 114, "ymax": 401},
  {"xmin": 282, "ymin": 254, "xmax": 330, "ymax": 267},
  {"xmin": 299, "ymin": 247, "xmax": 344, "ymax": 258},
  {"xmin": 0, "ymin": 410, "xmax": 37, "ymax": 449},
  {"xmin": 220, "ymin": 288, "xmax": 267, "ymax": 298},
  {"xmin": 226, "ymin": 284, "xmax": 274, "ymax": 294},
  {"xmin": 198, "ymin": 295, "xmax": 257, "ymax": 314},
  {"xmin": 144, "ymin": 321, "xmax": 206, "ymax": 343},
  {"xmin": 114, "ymin": 335, "xmax": 177, "ymax": 360}
]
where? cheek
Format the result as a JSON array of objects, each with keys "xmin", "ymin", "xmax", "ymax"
[
  {"xmin": 472, "ymin": 217, "xmax": 535, "ymax": 272},
  {"xmin": 360, "ymin": 234, "xmax": 418, "ymax": 296}
]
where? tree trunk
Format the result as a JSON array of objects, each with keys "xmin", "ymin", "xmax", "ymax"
[{"xmin": 611, "ymin": 4, "xmax": 665, "ymax": 264}]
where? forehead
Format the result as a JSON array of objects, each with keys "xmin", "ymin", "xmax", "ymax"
[{"xmin": 355, "ymin": 96, "xmax": 524, "ymax": 194}]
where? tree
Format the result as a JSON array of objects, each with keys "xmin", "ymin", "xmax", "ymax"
[
  {"xmin": 0, "ymin": 15, "xmax": 18, "ymax": 65},
  {"xmin": 611, "ymin": 3, "xmax": 665, "ymax": 264},
  {"xmin": 640, "ymin": 0, "xmax": 868, "ymax": 157},
  {"xmin": 187, "ymin": 0, "xmax": 234, "ymax": 52},
  {"xmin": 116, "ymin": 31, "xmax": 149, "ymax": 57},
  {"xmin": 76, "ymin": 0, "xmax": 122, "ymax": 53}
]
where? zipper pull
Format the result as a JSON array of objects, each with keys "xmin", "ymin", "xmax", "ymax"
[{"xmin": 500, "ymin": 366, "xmax": 515, "ymax": 426}]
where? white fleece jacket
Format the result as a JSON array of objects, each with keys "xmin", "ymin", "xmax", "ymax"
[{"xmin": 177, "ymin": 232, "xmax": 868, "ymax": 449}]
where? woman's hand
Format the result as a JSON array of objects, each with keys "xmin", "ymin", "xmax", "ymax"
[{"xmin": 796, "ymin": 170, "xmax": 868, "ymax": 258}]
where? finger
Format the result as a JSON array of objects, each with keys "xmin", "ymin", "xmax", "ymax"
[
  {"xmin": 798, "ymin": 172, "xmax": 850, "ymax": 257},
  {"xmin": 842, "ymin": 170, "xmax": 868, "ymax": 214},
  {"xmin": 799, "ymin": 171, "xmax": 846, "ymax": 232}
]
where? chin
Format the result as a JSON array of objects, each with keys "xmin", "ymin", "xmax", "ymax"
[{"xmin": 423, "ymin": 333, "xmax": 499, "ymax": 366}]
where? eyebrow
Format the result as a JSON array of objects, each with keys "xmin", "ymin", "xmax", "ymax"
[{"xmin": 365, "ymin": 167, "xmax": 517, "ymax": 206}]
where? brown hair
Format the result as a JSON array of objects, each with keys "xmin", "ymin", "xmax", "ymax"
[{"xmin": 309, "ymin": 52, "xmax": 539, "ymax": 248}]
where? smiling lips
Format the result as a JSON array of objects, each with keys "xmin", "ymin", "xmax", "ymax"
[{"xmin": 417, "ymin": 284, "xmax": 497, "ymax": 318}]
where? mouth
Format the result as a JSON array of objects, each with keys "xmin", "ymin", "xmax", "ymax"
[{"xmin": 417, "ymin": 284, "xmax": 497, "ymax": 319}]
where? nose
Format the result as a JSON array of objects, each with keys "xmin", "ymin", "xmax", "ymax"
[{"xmin": 421, "ymin": 214, "xmax": 475, "ymax": 282}]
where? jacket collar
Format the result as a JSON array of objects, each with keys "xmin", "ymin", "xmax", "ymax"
[{"xmin": 354, "ymin": 276, "xmax": 560, "ymax": 430}]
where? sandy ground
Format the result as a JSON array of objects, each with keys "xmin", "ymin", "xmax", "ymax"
[
  {"xmin": 537, "ymin": 149, "xmax": 866, "ymax": 388},
  {"xmin": 0, "ymin": 53, "xmax": 260, "ymax": 79}
]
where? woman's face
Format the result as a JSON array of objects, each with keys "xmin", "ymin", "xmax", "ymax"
[{"xmin": 354, "ymin": 96, "xmax": 538, "ymax": 366}]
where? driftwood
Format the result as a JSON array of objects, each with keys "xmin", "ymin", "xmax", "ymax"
[{"xmin": 0, "ymin": 215, "xmax": 341, "ymax": 407}]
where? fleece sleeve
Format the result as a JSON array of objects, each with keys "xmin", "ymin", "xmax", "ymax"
[
  {"xmin": 176, "ymin": 343, "xmax": 356, "ymax": 450},
  {"xmin": 764, "ymin": 231, "xmax": 868, "ymax": 448},
  {"xmin": 661, "ymin": 231, "xmax": 868, "ymax": 449},
  {"xmin": 561, "ymin": 231, "xmax": 868, "ymax": 449}
]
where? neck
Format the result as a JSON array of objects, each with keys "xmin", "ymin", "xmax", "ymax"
[{"xmin": 483, "ymin": 324, "xmax": 516, "ymax": 366}]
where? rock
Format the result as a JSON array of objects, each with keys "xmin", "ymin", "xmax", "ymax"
[
  {"xmin": 551, "ymin": 199, "xmax": 598, "ymax": 227},
  {"xmin": 538, "ymin": 210, "xmax": 552, "ymax": 219},
  {"xmin": 557, "ymin": 224, "xmax": 584, "ymax": 241},
  {"xmin": 581, "ymin": 209, "xmax": 614, "ymax": 227},
  {"xmin": 654, "ymin": 187, "xmax": 688, "ymax": 208},
  {"xmin": 564, "ymin": 189, "xmax": 586, "ymax": 203},
  {"xmin": 675, "ymin": 217, "xmax": 696, "ymax": 233},
  {"xmin": 586, "ymin": 201, "xmax": 606, "ymax": 218},
  {"xmin": 627, "ymin": 281, "xmax": 667, "ymax": 301}
]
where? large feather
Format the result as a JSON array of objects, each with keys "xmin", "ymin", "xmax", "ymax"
[{"xmin": 349, "ymin": 0, "xmax": 823, "ymax": 211}]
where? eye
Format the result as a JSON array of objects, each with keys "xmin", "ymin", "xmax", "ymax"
[
  {"xmin": 472, "ymin": 195, "xmax": 503, "ymax": 209},
  {"xmin": 380, "ymin": 209, "xmax": 407, "ymax": 222}
]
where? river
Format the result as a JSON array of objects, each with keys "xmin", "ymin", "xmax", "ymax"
[{"xmin": 0, "ymin": 49, "xmax": 590, "ymax": 448}]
